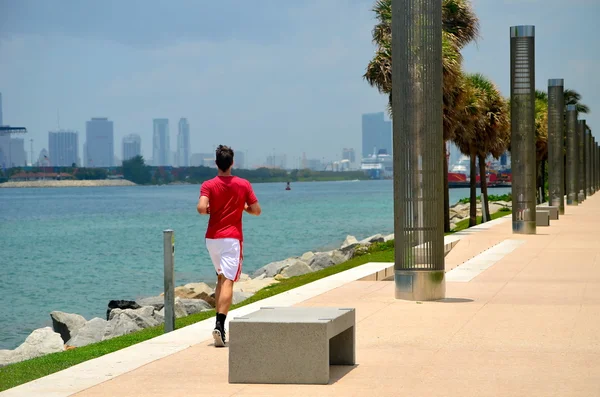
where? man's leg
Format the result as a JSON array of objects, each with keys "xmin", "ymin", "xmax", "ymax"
[{"xmin": 216, "ymin": 275, "xmax": 234, "ymax": 315}]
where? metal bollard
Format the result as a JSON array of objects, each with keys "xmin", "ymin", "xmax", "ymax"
[{"xmin": 163, "ymin": 229, "xmax": 175, "ymax": 333}]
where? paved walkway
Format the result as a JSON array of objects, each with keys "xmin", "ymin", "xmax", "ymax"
[{"xmin": 6, "ymin": 195, "xmax": 600, "ymax": 396}]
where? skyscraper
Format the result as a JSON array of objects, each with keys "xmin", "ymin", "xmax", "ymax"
[
  {"xmin": 49, "ymin": 130, "xmax": 79, "ymax": 166},
  {"xmin": 122, "ymin": 134, "xmax": 142, "ymax": 162},
  {"xmin": 177, "ymin": 118, "xmax": 190, "ymax": 167},
  {"xmin": 361, "ymin": 112, "xmax": 392, "ymax": 158},
  {"xmin": 153, "ymin": 119, "xmax": 170, "ymax": 166},
  {"xmin": 85, "ymin": 118, "xmax": 114, "ymax": 167},
  {"xmin": 235, "ymin": 150, "xmax": 246, "ymax": 169},
  {"xmin": 9, "ymin": 138, "xmax": 27, "ymax": 167}
]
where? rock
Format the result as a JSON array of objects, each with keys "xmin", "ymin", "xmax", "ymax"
[
  {"xmin": 179, "ymin": 299, "xmax": 212, "ymax": 315},
  {"xmin": 197, "ymin": 292, "xmax": 216, "ymax": 308},
  {"xmin": 174, "ymin": 298, "xmax": 188, "ymax": 318},
  {"xmin": 0, "ymin": 327, "xmax": 64, "ymax": 367},
  {"xmin": 234, "ymin": 277, "xmax": 278, "ymax": 293},
  {"xmin": 353, "ymin": 245, "xmax": 370, "ymax": 257},
  {"xmin": 300, "ymin": 252, "xmax": 315, "ymax": 263},
  {"xmin": 341, "ymin": 235, "xmax": 359, "ymax": 250},
  {"xmin": 232, "ymin": 291, "xmax": 253, "ymax": 305},
  {"xmin": 136, "ymin": 296, "xmax": 165, "ymax": 311},
  {"xmin": 104, "ymin": 306, "xmax": 161, "ymax": 340},
  {"xmin": 106, "ymin": 300, "xmax": 141, "ymax": 320},
  {"xmin": 280, "ymin": 261, "xmax": 313, "ymax": 278},
  {"xmin": 251, "ymin": 258, "xmax": 296, "ymax": 278},
  {"xmin": 274, "ymin": 274, "xmax": 286, "ymax": 281},
  {"xmin": 67, "ymin": 318, "xmax": 108, "ymax": 347},
  {"xmin": 50, "ymin": 311, "xmax": 87, "ymax": 344},
  {"xmin": 360, "ymin": 234, "xmax": 384, "ymax": 244},
  {"xmin": 181, "ymin": 282, "xmax": 214, "ymax": 297},
  {"xmin": 384, "ymin": 233, "xmax": 394, "ymax": 242},
  {"xmin": 330, "ymin": 250, "xmax": 351, "ymax": 265},
  {"xmin": 309, "ymin": 252, "xmax": 335, "ymax": 271},
  {"xmin": 238, "ymin": 273, "xmax": 251, "ymax": 282}
]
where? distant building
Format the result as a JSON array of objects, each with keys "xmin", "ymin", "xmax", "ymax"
[
  {"xmin": 37, "ymin": 149, "xmax": 50, "ymax": 166},
  {"xmin": 266, "ymin": 154, "xmax": 286, "ymax": 169},
  {"xmin": 153, "ymin": 119, "xmax": 170, "ymax": 166},
  {"xmin": 85, "ymin": 118, "xmax": 114, "ymax": 167},
  {"xmin": 362, "ymin": 112, "xmax": 391, "ymax": 158},
  {"xmin": 122, "ymin": 134, "xmax": 141, "ymax": 162},
  {"xmin": 177, "ymin": 118, "xmax": 190, "ymax": 167},
  {"xmin": 190, "ymin": 152, "xmax": 215, "ymax": 167},
  {"xmin": 235, "ymin": 150, "xmax": 246, "ymax": 169},
  {"xmin": 9, "ymin": 138, "xmax": 27, "ymax": 167},
  {"xmin": 342, "ymin": 148, "xmax": 356, "ymax": 164},
  {"xmin": 49, "ymin": 130, "xmax": 79, "ymax": 167},
  {"xmin": 306, "ymin": 158, "xmax": 322, "ymax": 171}
]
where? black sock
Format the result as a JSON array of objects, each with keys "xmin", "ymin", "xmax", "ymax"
[{"xmin": 216, "ymin": 313, "xmax": 226, "ymax": 328}]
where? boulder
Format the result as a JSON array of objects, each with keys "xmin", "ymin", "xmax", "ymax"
[
  {"xmin": 300, "ymin": 252, "xmax": 315, "ymax": 263},
  {"xmin": 309, "ymin": 252, "xmax": 336, "ymax": 271},
  {"xmin": 0, "ymin": 327, "xmax": 64, "ymax": 367},
  {"xmin": 67, "ymin": 318, "xmax": 108, "ymax": 347},
  {"xmin": 384, "ymin": 233, "xmax": 394, "ymax": 242},
  {"xmin": 238, "ymin": 273, "xmax": 251, "ymax": 282},
  {"xmin": 104, "ymin": 306, "xmax": 161, "ymax": 340},
  {"xmin": 330, "ymin": 250, "xmax": 351, "ymax": 265},
  {"xmin": 179, "ymin": 299, "xmax": 212, "ymax": 315},
  {"xmin": 360, "ymin": 234, "xmax": 385, "ymax": 244},
  {"xmin": 106, "ymin": 300, "xmax": 141, "ymax": 320},
  {"xmin": 181, "ymin": 282, "xmax": 214, "ymax": 298},
  {"xmin": 232, "ymin": 291, "xmax": 253, "ymax": 305},
  {"xmin": 252, "ymin": 258, "xmax": 296, "ymax": 278},
  {"xmin": 197, "ymin": 291, "xmax": 216, "ymax": 308},
  {"xmin": 280, "ymin": 261, "xmax": 313, "ymax": 278},
  {"xmin": 274, "ymin": 274, "xmax": 286, "ymax": 281},
  {"xmin": 341, "ymin": 235, "xmax": 359, "ymax": 250},
  {"xmin": 136, "ymin": 296, "xmax": 165, "ymax": 311},
  {"xmin": 50, "ymin": 311, "xmax": 87, "ymax": 344}
]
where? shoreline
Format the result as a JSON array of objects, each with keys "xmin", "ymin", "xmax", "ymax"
[{"xmin": 0, "ymin": 180, "xmax": 136, "ymax": 188}]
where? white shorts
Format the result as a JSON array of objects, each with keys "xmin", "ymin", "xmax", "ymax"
[{"xmin": 205, "ymin": 238, "xmax": 243, "ymax": 282}]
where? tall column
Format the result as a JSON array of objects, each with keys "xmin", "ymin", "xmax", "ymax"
[
  {"xmin": 547, "ymin": 79, "xmax": 565, "ymax": 214},
  {"xmin": 392, "ymin": 0, "xmax": 444, "ymax": 301},
  {"xmin": 586, "ymin": 128, "xmax": 592, "ymax": 196},
  {"xmin": 578, "ymin": 120, "xmax": 586, "ymax": 202},
  {"xmin": 566, "ymin": 105, "xmax": 579, "ymax": 205},
  {"xmin": 592, "ymin": 135, "xmax": 596, "ymax": 194},
  {"xmin": 510, "ymin": 26, "xmax": 536, "ymax": 234}
]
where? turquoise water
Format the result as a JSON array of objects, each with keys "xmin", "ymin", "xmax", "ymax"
[{"xmin": 0, "ymin": 181, "xmax": 510, "ymax": 349}]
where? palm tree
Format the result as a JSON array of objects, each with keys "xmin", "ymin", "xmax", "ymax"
[
  {"xmin": 564, "ymin": 89, "xmax": 590, "ymax": 114},
  {"xmin": 535, "ymin": 90, "xmax": 549, "ymax": 203},
  {"xmin": 470, "ymin": 74, "xmax": 510, "ymax": 221},
  {"xmin": 364, "ymin": 0, "xmax": 479, "ymax": 232}
]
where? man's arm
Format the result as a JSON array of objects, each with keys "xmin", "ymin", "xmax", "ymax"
[
  {"xmin": 197, "ymin": 196, "xmax": 210, "ymax": 215},
  {"xmin": 244, "ymin": 201, "xmax": 261, "ymax": 216}
]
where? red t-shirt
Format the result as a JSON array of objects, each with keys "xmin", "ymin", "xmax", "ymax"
[{"xmin": 200, "ymin": 176, "xmax": 258, "ymax": 241}]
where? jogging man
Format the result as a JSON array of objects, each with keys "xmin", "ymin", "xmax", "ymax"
[{"xmin": 197, "ymin": 145, "xmax": 261, "ymax": 347}]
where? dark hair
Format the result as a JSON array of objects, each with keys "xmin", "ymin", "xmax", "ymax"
[{"xmin": 215, "ymin": 145, "xmax": 234, "ymax": 172}]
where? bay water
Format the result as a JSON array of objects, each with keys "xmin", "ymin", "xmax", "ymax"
[{"xmin": 0, "ymin": 180, "xmax": 510, "ymax": 349}]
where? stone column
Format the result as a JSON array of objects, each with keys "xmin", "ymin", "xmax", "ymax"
[
  {"xmin": 578, "ymin": 120, "xmax": 586, "ymax": 202},
  {"xmin": 510, "ymin": 26, "xmax": 536, "ymax": 234},
  {"xmin": 547, "ymin": 79, "xmax": 565, "ymax": 214},
  {"xmin": 392, "ymin": 0, "xmax": 444, "ymax": 301},
  {"xmin": 566, "ymin": 105, "xmax": 579, "ymax": 205}
]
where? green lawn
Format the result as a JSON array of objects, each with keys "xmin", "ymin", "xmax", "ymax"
[{"xmin": 0, "ymin": 209, "xmax": 512, "ymax": 391}]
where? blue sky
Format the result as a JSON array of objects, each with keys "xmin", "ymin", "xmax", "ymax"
[{"xmin": 0, "ymin": 0, "xmax": 598, "ymax": 167}]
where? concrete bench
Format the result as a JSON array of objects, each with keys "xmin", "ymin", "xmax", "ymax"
[
  {"xmin": 229, "ymin": 307, "xmax": 355, "ymax": 384},
  {"xmin": 537, "ymin": 206, "xmax": 559, "ymax": 220},
  {"xmin": 536, "ymin": 210, "xmax": 550, "ymax": 226}
]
